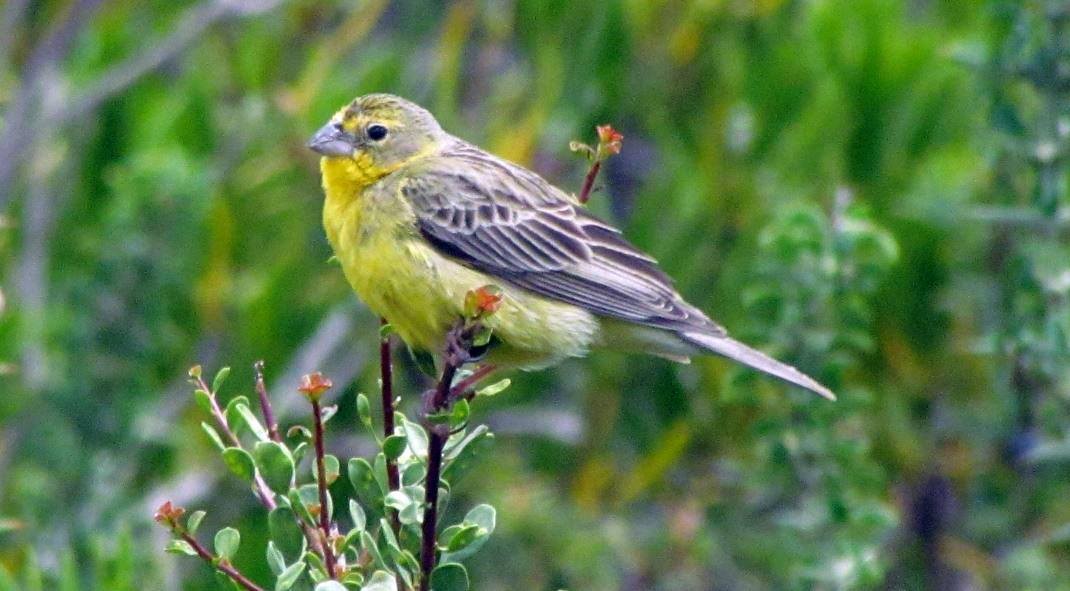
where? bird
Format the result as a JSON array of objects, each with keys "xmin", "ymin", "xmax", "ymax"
[{"xmin": 308, "ymin": 93, "xmax": 834, "ymax": 400}]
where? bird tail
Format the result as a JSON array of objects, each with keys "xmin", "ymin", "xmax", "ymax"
[{"xmin": 682, "ymin": 331, "xmax": 836, "ymax": 400}]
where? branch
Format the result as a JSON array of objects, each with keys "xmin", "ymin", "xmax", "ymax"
[
  {"xmin": 253, "ymin": 361, "xmax": 282, "ymax": 443},
  {"xmin": 155, "ymin": 502, "xmax": 266, "ymax": 591},
  {"xmin": 379, "ymin": 318, "xmax": 401, "ymax": 532},
  {"xmin": 298, "ymin": 372, "xmax": 338, "ymax": 580}
]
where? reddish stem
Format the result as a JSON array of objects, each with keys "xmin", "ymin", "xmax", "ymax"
[
  {"xmin": 199, "ymin": 376, "xmax": 277, "ymax": 511},
  {"xmin": 311, "ymin": 400, "xmax": 338, "ymax": 579},
  {"xmin": 577, "ymin": 159, "xmax": 601, "ymax": 204},
  {"xmin": 419, "ymin": 360, "xmax": 459, "ymax": 591},
  {"xmin": 451, "ymin": 364, "xmax": 496, "ymax": 399},
  {"xmin": 253, "ymin": 360, "xmax": 282, "ymax": 443},
  {"xmin": 179, "ymin": 531, "xmax": 266, "ymax": 591},
  {"xmin": 380, "ymin": 319, "xmax": 400, "ymax": 493}
]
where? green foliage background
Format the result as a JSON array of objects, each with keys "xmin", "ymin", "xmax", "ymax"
[{"xmin": 2, "ymin": 0, "xmax": 1069, "ymax": 589}]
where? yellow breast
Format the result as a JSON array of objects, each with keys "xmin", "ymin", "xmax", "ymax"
[{"xmin": 319, "ymin": 155, "xmax": 599, "ymax": 368}]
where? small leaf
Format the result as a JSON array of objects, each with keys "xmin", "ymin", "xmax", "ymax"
[
  {"xmin": 356, "ymin": 393, "xmax": 372, "ymax": 429},
  {"xmin": 212, "ymin": 366, "xmax": 231, "ymax": 393},
  {"xmin": 430, "ymin": 563, "xmax": 469, "ymax": 591},
  {"xmin": 266, "ymin": 541, "xmax": 286, "ymax": 576},
  {"xmin": 193, "ymin": 389, "xmax": 212, "ymax": 413},
  {"xmin": 286, "ymin": 425, "xmax": 312, "ymax": 440},
  {"xmin": 476, "ymin": 378, "xmax": 510, "ymax": 397},
  {"xmin": 349, "ymin": 499, "xmax": 366, "ymax": 533},
  {"xmin": 449, "ymin": 399, "xmax": 470, "ymax": 428},
  {"xmin": 315, "ymin": 454, "xmax": 340, "ymax": 485},
  {"xmin": 360, "ymin": 531, "xmax": 387, "ymax": 570},
  {"xmin": 269, "ymin": 507, "xmax": 306, "ymax": 559},
  {"xmin": 274, "ymin": 562, "xmax": 305, "ymax": 591},
  {"xmin": 235, "ymin": 403, "xmax": 270, "ymax": 442},
  {"xmin": 382, "ymin": 435, "xmax": 407, "ymax": 460},
  {"xmin": 465, "ymin": 504, "xmax": 496, "ymax": 532},
  {"xmin": 299, "ymin": 483, "xmax": 329, "ymax": 521},
  {"xmin": 408, "ymin": 347, "xmax": 437, "ymax": 377},
  {"xmin": 214, "ymin": 527, "xmax": 240, "ymax": 561},
  {"xmin": 254, "ymin": 441, "xmax": 295, "ymax": 493},
  {"xmin": 444, "ymin": 524, "xmax": 481, "ymax": 552},
  {"xmin": 372, "ymin": 453, "xmax": 390, "ymax": 495},
  {"xmin": 201, "ymin": 422, "xmax": 226, "ymax": 451},
  {"xmin": 186, "ymin": 510, "xmax": 206, "ymax": 536},
  {"xmin": 348, "ymin": 458, "xmax": 377, "ymax": 506},
  {"xmin": 379, "ymin": 517, "xmax": 401, "ymax": 555},
  {"xmin": 400, "ymin": 416, "xmax": 429, "ymax": 459},
  {"xmin": 165, "ymin": 539, "xmax": 197, "ymax": 556},
  {"xmin": 221, "ymin": 447, "xmax": 256, "ymax": 481},
  {"xmin": 361, "ymin": 570, "xmax": 397, "ymax": 591},
  {"xmin": 384, "ymin": 490, "xmax": 411, "ymax": 512},
  {"xmin": 314, "ymin": 582, "xmax": 347, "ymax": 591},
  {"xmin": 225, "ymin": 396, "xmax": 252, "ymax": 436}
]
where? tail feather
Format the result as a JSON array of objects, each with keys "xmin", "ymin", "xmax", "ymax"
[{"xmin": 683, "ymin": 331, "xmax": 835, "ymax": 400}]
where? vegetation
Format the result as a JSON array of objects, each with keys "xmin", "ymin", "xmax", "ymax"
[{"xmin": 2, "ymin": 0, "xmax": 1070, "ymax": 589}]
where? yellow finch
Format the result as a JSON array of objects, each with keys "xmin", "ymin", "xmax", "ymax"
[{"xmin": 309, "ymin": 94, "xmax": 833, "ymax": 399}]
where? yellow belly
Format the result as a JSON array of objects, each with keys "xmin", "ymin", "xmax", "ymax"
[{"xmin": 321, "ymin": 164, "xmax": 598, "ymax": 368}]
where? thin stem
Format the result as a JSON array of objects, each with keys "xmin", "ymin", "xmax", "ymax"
[
  {"xmin": 253, "ymin": 360, "xmax": 282, "ymax": 443},
  {"xmin": 179, "ymin": 531, "xmax": 266, "ymax": 591},
  {"xmin": 380, "ymin": 317, "xmax": 401, "ymax": 534},
  {"xmin": 577, "ymin": 160, "xmax": 601, "ymax": 204},
  {"xmin": 198, "ymin": 376, "xmax": 277, "ymax": 511},
  {"xmin": 451, "ymin": 364, "xmax": 496, "ymax": 400},
  {"xmin": 310, "ymin": 399, "xmax": 338, "ymax": 579},
  {"xmin": 419, "ymin": 360, "xmax": 461, "ymax": 590}
]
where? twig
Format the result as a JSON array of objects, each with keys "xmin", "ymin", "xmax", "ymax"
[
  {"xmin": 419, "ymin": 322, "xmax": 475, "ymax": 591},
  {"xmin": 253, "ymin": 361, "xmax": 282, "ymax": 443},
  {"xmin": 379, "ymin": 318, "xmax": 401, "ymax": 532},
  {"xmin": 577, "ymin": 160, "xmax": 602, "ymax": 205},
  {"xmin": 194, "ymin": 375, "xmax": 277, "ymax": 511},
  {"xmin": 178, "ymin": 531, "xmax": 266, "ymax": 591},
  {"xmin": 310, "ymin": 399, "xmax": 339, "ymax": 579},
  {"xmin": 453, "ymin": 364, "xmax": 496, "ymax": 400}
]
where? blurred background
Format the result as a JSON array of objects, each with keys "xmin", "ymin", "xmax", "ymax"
[{"xmin": 2, "ymin": 0, "xmax": 1070, "ymax": 589}]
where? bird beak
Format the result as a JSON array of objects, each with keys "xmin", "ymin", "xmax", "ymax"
[{"xmin": 308, "ymin": 122, "xmax": 355, "ymax": 157}]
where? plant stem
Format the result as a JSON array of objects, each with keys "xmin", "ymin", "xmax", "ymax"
[
  {"xmin": 310, "ymin": 399, "xmax": 338, "ymax": 579},
  {"xmin": 419, "ymin": 358, "xmax": 461, "ymax": 591},
  {"xmin": 577, "ymin": 159, "xmax": 601, "ymax": 204},
  {"xmin": 179, "ymin": 531, "xmax": 266, "ymax": 591},
  {"xmin": 380, "ymin": 317, "xmax": 401, "ymax": 534},
  {"xmin": 452, "ymin": 364, "xmax": 496, "ymax": 400},
  {"xmin": 199, "ymin": 376, "xmax": 277, "ymax": 511},
  {"xmin": 253, "ymin": 360, "xmax": 281, "ymax": 443}
]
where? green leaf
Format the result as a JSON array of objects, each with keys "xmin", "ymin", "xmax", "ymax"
[
  {"xmin": 315, "ymin": 582, "xmax": 347, "ymax": 591},
  {"xmin": 443, "ymin": 426, "xmax": 493, "ymax": 480},
  {"xmin": 361, "ymin": 570, "xmax": 397, "ymax": 591},
  {"xmin": 449, "ymin": 399, "xmax": 469, "ymax": 428},
  {"xmin": 348, "ymin": 458, "xmax": 381, "ymax": 512},
  {"xmin": 165, "ymin": 539, "xmax": 198, "ymax": 556},
  {"xmin": 384, "ymin": 490, "xmax": 412, "ymax": 513},
  {"xmin": 464, "ymin": 504, "xmax": 496, "ymax": 532},
  {"xmin": 254, "ymin": 440, "xmax": 295, "ymax": 493},
  {"xmin": 225, "ymin": 395, "xmax": 252, "ymax": 436},
  {"xmin": 274, "ymin": 562, "xmax": 305, "ymax": 591},
  {"xmin": 349, "ymin": 499, "xmax": 366, "ymax": 533},
  {"xmin": 221, "ymin": 447, "xmax": 256, "ymax": 481},
  {"xmin": 201, "ymin": 422, "xmax": 226, "ymax": 451},
  {"xmin": 305, "ymin": 550, "xmax": 327, "ymax": 580},
  {"xmin": 214, "ymin": 527, "xmax": 240, "ymax": 561},
  {"xmin": 315, "ymin": 454, "xmax": 340, "ymax": 485},
  {"xmin": 286, "ymin": 425, "xmax": 312, "ymax": 441},
  {"xmin": 212, "ymin": 366, "xmax": 231, "ymax": 393},
  {"xmin": 476, "ymin": 378, "xmax": 510, "ymax": 397},
  {"xmin": 402, "ymin": 462, "xmax": 425, "ymax": 486},
  {"xmin": 400, "ymin": 416, "xmax": 429, "ymax": 459},
  {"xmin": 430, "ymin": 563, "xmax": 469, "ymax": 591},
  {"xmin": 379, "ymin": 323, "xmax": 395, "ymax": 338},
  {"xmin": 356, "ymin": 393, "xmax": 372, "ymax": 429},
  {"xmin": 235, "ymin": 403, "xmax": 270, "ymax": 442},
  {"xmin": 288, "ymin": 488, "xmax": 315, "ymax": 525},
  {"xmin": 382, "ymin": 434, "xmax": 407, "ymax": 460},
  {"xmin": 186, "ymin": 510, "xmax": 206, "ymax": 536},
  {"xmin": 269, "ymin": 507, "xmax": 306, "ymax": 559},
  {"xmin": 378, "ymin": 517, "xmax": 401, "ymax": 555},
  {"xmin": 299, "ymin": 483, "xmax": 330, "ymax": 521},
  {"xmin": 266, "ymin": 541, "xmax": 286, "ymax": 576},
  {"xmin": 193, "ymin": 389, "xmax": 212, "ymax": 413},
  {"xmin": 372, "ymin": 453, "xmax": 390, "ymax": 495},
  {"xmin": 360, "ymin": 531, "xmax": 387, "ymax": 570},
  {"xmin": 443, "ymin": 524, "xmax": 481, "ymax": 552},
  {"xmin": 408, "ymin": 347, "xmax": 437, "ymax": 377}
]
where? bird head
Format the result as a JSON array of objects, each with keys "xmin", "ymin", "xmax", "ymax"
[{"xmin": 308, "ymin": 94, "xmax": 445, "ymax": 179}]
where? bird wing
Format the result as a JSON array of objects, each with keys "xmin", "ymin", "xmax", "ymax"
[{"xmin": 401, "ymin": 143, "xmax": 723, "ymax": 335}]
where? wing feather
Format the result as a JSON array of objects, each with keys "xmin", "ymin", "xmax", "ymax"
[{"xmin": 402, "ymin": 141, "xmax": 724, "ymax": 335}]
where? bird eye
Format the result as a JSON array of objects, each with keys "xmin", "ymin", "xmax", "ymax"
[{"xmin": 367, "ymin": 124, "xmax": 388, "ymax": 141}]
